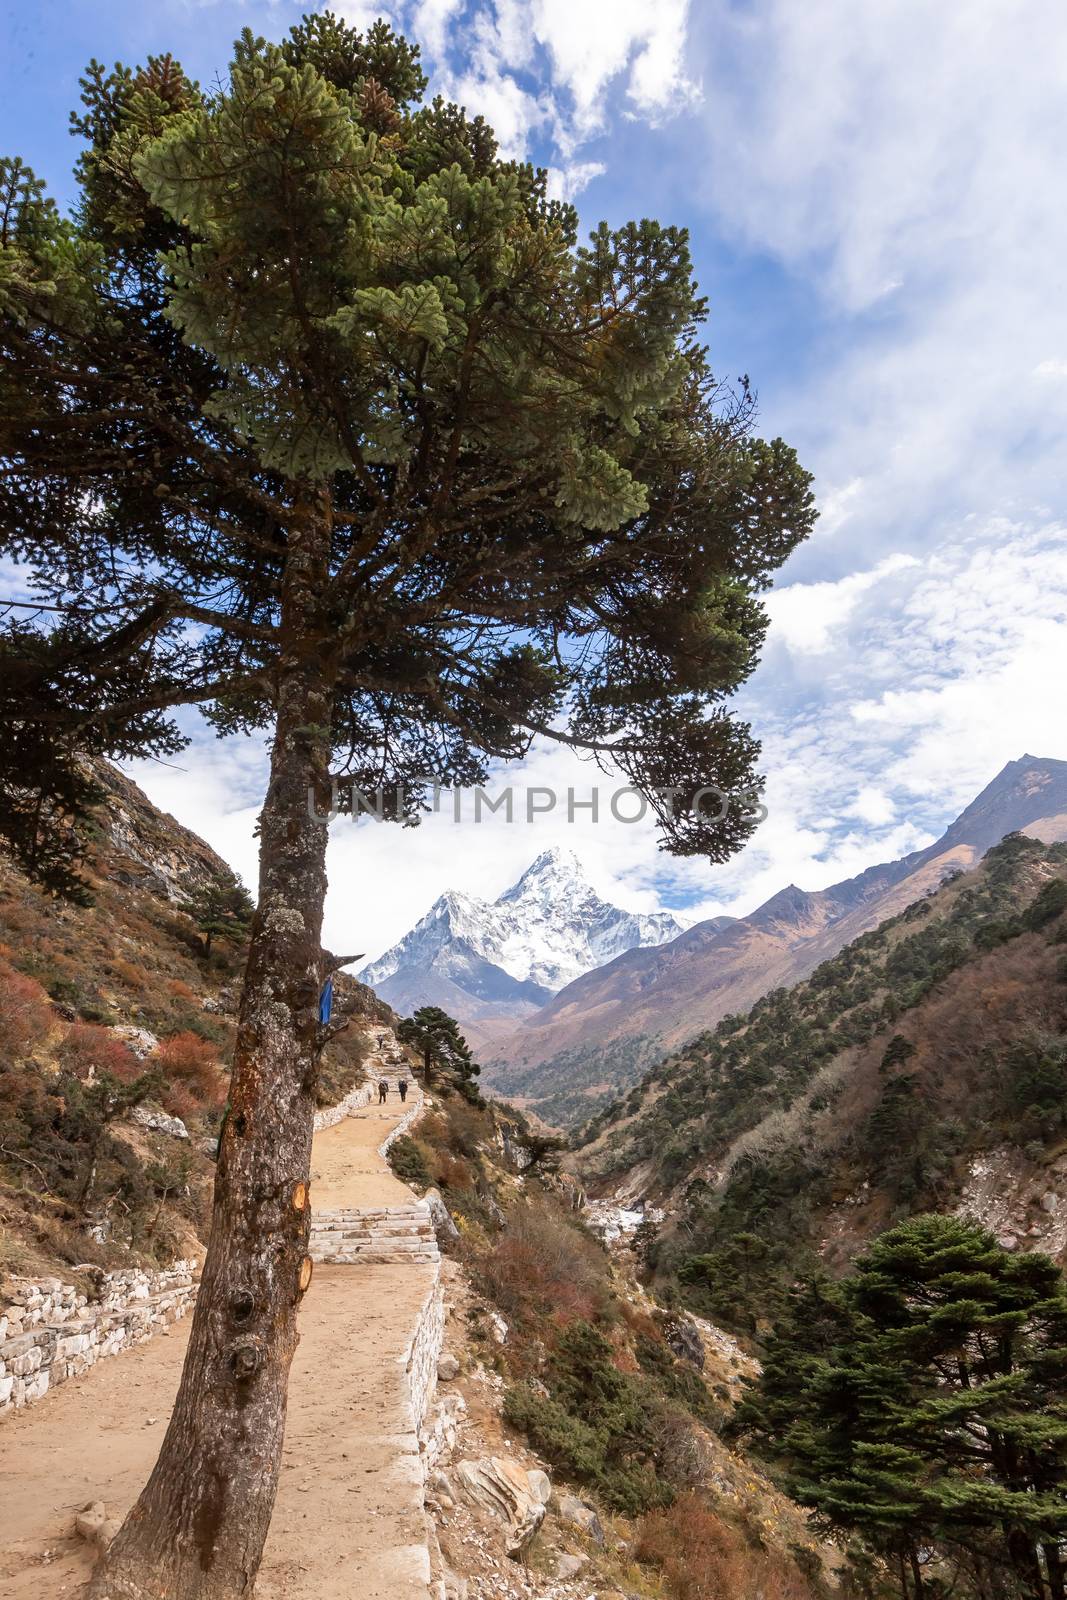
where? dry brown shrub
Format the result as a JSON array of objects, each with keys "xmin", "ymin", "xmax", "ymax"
[
  {"xmin": 0, "ymin": 963, "xmax": 53, "ymax": 1056},
  {"xmin": 636, "ymin": 1494, "xmax": 816, "ymax": 1600},
  {"xmin": 474, "ymin": 1201, "xmax": 609, "ymax": 1333},
  {"xmin": 439, "ymin": 1098, "xmax": 485, "ymax": 1158},
  {"xmin": 109, "ymin": 957, "xmax": 151, "ymax": 991},
  {"xmin": 160, "ymin": 1082, "xmax": 201, "ymax": 1124},
  {"xmin": 57, "ymin": 1022, "xmax": 140, "ymax": 1082},
  {"xmin": 435, "ymin": 1153, "xmax": 473, "ymax": 1191},
  {"xmin": 153, "ymin": 1031, "xmax": 225, "ymax": 1105},
  {"xmin": 166, "ymin": 978, "xmax": 197, "ymax": 1001}
]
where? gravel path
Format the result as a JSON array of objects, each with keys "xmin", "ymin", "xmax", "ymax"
[{"xmin": 0, "ymin": 1086, "xmax": 437, "ymax": 1600}]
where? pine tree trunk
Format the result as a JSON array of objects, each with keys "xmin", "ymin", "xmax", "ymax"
[{"xmin": 90, "ymin": 506, "xmax": 335, "ymax": 1600}]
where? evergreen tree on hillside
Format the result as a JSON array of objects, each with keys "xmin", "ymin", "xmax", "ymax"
[
  {"xmin": 185, "ymin": 869, "xmax": 254, "ymax": 958},
  {"xmin": 397, "ymin": 1004, "xmax": 480, "ymax": 1093},
  {"xmin": 0, "ymin": 15, "xmax": 814, "ymax": 1595},
  {"xmin": 739, "ymin": 1215, "xmax": 1067, "ymax": 1600}
]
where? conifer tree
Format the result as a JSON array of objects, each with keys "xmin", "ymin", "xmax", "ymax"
[
  {"xmin": 739, "ymin": 1216, "xmax": 1067, "ymax": 1600},
  {"xmin": 396, "ymin": 1004, "xmax": 479, "ymax": 1090},
  {"xmin": 186, "ymin": 869, "xmax": 255, "ymax": 958},
  {"xmin": 0, "ymin": 15, "xmax": 815, "ymax": 1597}
]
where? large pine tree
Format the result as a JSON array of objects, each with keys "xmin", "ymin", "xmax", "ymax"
[
  {"xmin": 739, "ymin": 1216, "xmax": 1067, "ymax": 1600},
  {"xmin": 0, "ymin": 15, "xmax": 815, "ymax": 1598}
]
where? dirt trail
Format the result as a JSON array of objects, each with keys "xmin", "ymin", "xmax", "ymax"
[{"xmin": 0, "ymin": 1083, "xmax": 436, "ymax": 1600}]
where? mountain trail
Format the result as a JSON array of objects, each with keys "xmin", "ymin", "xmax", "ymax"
[{"xmin": 0, "ymin": 1067, "xmax": 441, "ymax": 1600}]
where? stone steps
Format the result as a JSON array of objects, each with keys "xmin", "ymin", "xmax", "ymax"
[{"xmin": 309, "ymin": 1201, "xmax": 440, "ymax": 1266}]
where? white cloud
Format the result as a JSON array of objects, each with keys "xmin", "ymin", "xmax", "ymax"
[
  {"xmin": 848, "ymin": 787, "xmax": 896, "ymax": 827},
  {"xmin": 400, "ymin": 0, "xmax": 697, "ymax": 163},
  {"xmin": 673, "ymin": 1, "xmax": 1067, "ymax": 568},
  {"xmin": 544, "ymin": 159, "xmax": 605, "ymax": 202},
  {"xmin": 410, "ymin": 0, "xmax": 463, "ymax": 57},
  {"xmin": 328, "ymin": 1, "xmax": 402, "ymax": 32},
  {"xmin": 765, "ymin": 553, "xmax": 919, "ymax": 655},
  {"xmin": 527, "ymin": 0, "xmax": 696, "ymax": 143}
]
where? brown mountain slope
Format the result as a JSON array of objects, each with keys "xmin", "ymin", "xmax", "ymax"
[
  {"xmin": 0, "ymin": 763, "xmax": 390, "ymax": 1280},
  {"xmin": 485, "ymin": 755, "xmax": 1067, "ymax": 1125},
  {"xmin": 573, "ymin": 832, "xmax": 1067, "ymax": 1335}
]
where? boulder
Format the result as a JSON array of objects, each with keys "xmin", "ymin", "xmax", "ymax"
[
  {"xmin": 487, "ymin": 1311, "xmax": 509, "ymax": 1345},
  {"xmin": 662, "ymin": 1313, "xmax": 705, "ymax": 1371},
  {"xmin": 425, "ymin": 1187, "xmax": 461, "ymax": 1246},
  {"xmin": 437, "ymin": 1353, "xmax": 461, "ymax": 1382},
  {"xmin": 112, "ymin": 1026, "xmax": 159, "ymax": 1059},
  {"xmin": 455, "ymin": 1456, "xmax": 548, "ymax": 1555},
  {"xmin": 75, "ymin": 1501, "xmax": 123, "ymax": 1552},
  {"xmin": 555, "ymin": 1493, "xmax": 605, "ymax": 1547},
  {"xmin": 527, "ymin": 1468, "xmax": 551, "ymax": 1506},
  {"xmin": 131, "ymin": 1105, "xmax": 189, "ymax": 1140},
  {"xmin": 556, "ymin": 1552, "xmax": 588, "ymax": 1580}
]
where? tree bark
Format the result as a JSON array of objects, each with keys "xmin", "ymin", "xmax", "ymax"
[{"xmin": 90, "ymin": 505, "xmax": 335, "ymax": 1600}]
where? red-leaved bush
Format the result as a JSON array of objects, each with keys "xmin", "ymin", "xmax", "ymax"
[
  {"xmin": 636, "ymin": 1495, "xmax": 816, "ymax": 1600},
  {"xmin": 153, "ymin": 1031, "xmax": 225, "ymax": 1107},
  {"xmin": 473, "ymin": 1203, "xmax": 610, "ymax": 1332},
  {"xmin": 0, "ymin": 962, "xmax": 53, "ymax": 1057},
  {"xmin": 57, "ymin": 1022, "xmax": 140, "ymax": 1083}
]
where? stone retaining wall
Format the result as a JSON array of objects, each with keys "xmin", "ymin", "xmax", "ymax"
[
  {"xmin": 402, "ymin": 1266, "xmax": 445, "ymax": 1446},
  {"xmin": 378, "ymin": 1093, "xmax": 429, "ymax": 1158},
  {"xmin": 312, "ymin": 1075, "xmax": 375, "ymax": 1132},
  {"xmin": 0, "ymin": 1260, "xmax": 197, "ymax": 1420}
]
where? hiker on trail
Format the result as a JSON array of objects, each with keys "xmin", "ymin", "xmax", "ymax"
[
  {"xmin": 378, "ymin": 1079, "xmax": 388, "ymax": 1104},
  {"xmin": 398, "ymin": 1078, "xmax": 408, "ymax": 1103}
]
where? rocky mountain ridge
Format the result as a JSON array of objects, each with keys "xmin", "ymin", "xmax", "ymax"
[
  {"xmin": 359, "ymin": 846, "xmax": 685, "ymax": 1048},
  {"xmin": 487, "ymin": 754, "xmax": 1067, "ymax": 1126}
]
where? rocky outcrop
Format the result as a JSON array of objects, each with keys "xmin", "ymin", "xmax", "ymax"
[
  {"xmin": 957, "ymin": 1146, "xmax": 1067, "ymax": 1258},
  {"xmin": 131, "ymin": 1104, "xmax": 190, "ymax": 1140},
  {"xmin": 425, "ymin": 1187, "xmax": 461, "ymax": 1247},
  {"xmin": 0, "ymin": 1261, "xmax": 197, "ymax": 1419},
  {"xmin": 454, "ymin": 1456, "xmax": 552, "ymax": 1556}
]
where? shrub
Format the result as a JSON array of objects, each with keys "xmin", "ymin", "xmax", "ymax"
[
  {"xmin": 57, "ymin": 1023, "xmax": 140, "ymax": 1083},
  {"xmin": 436, "ymin": 1153, "xmax": 473, "ymax": 1191},
  {"xmin": 1025, "ymin": 876, "xmax": 1067, "ymax": 931},
  {"xmin": 153, "ymin": 1031, "xmax": 225, "ymax": 1106},
  {"xmin": 473, "ymin": 1203, "xmax": 610, "ymax": 1331},
  {"xmin": 160, "ymin": 1082, "xmax": 201, "ymax": 1124},
  {"xmin": 387, "ymin": 1134, "xmax": 433, "ymax": 1189},
  {"xmin": 636, "ymin": 1495, "xmax": 816, "ymax": 1600},
  {"xmin": 503, "ymin": 1378, "xmax": 670, "ymax": 1518},
  {"xmin": 0, "ymin": 964, "xmax": 52, "ymax": 1057}
]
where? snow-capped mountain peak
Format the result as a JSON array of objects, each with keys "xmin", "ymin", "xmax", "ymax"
[{"xmin": 358, "ymin": 851, "xmax": 685, "ymax": 1007}]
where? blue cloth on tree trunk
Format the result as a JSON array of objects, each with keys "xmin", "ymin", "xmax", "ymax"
[{"xmin": 318, "ymin": 977, "xmax": 333, "ymax": 1024}]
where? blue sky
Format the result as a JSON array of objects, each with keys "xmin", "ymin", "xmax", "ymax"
[{"xmin": 4, "ymin": 1, "xmax": 1067, "ymax": 960}]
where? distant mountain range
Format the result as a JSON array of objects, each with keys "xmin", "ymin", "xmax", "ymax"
[
  {"xmin": 484, "ymin": 754, "xmax": 1067, "ymax": 1125},
  {"xmin": 357, "ymin": 847, "xmax": 685, "ymax": 1048}
]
